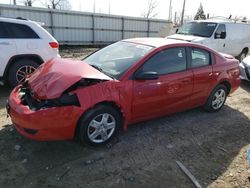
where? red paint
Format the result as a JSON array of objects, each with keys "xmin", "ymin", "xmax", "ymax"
[
  {"xmin": 8, "ymin": 87, "xmax": 84, "ymax": 141},
  {"xmin": 28, "ymin": 58, "xmax": 112, "ymax": 99},
  {"xmin": 8, "ymin": 38, "xmax": 241, "ymax": 141}
]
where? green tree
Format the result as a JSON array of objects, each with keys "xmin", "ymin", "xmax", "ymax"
[{"xmin": 194, "ymin": 3, "xmax": 206, "ymax": 20}]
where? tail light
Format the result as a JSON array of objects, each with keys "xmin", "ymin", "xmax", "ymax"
[{"xmin": 49, "ymin": 42, "xmax": 59, "ymax": 48}]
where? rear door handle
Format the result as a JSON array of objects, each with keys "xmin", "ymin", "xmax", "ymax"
[{"xmin": 0, "ymin": 42, "xmax": 10, "ymax": 45}]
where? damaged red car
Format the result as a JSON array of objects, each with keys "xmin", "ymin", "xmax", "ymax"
[{"xmin": 7, "ymin": 38, "xmax": 241, "ymax": 146}]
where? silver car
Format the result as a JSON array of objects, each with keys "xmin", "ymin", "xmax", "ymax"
[{"xmin": 240, "ymin": 56, "xmax": 250, "ymax": 81}]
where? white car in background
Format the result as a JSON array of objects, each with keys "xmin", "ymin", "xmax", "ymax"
[
  {"xmin": 0, "ymin": 17, "xmax": 59, "ymax": 86},
  {"xmin": 240, "ymin": 56, "xmax": 250, "ymax": 81},
  {"xmin": 167, "ymin": 19, "xmax": 250, "ymax": 61}
]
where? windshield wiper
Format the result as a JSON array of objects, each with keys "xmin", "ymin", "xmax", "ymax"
[
  {"xmin": 90, "ymin": 64, "xmax": 103, "ymax": 72},
  {"xmin": 102, "ymin": 71, "xmax": 116, "ymax": 80},
  {"xmin": 89, "ymin": 64, "xmax": 116, "ymax": 80}
]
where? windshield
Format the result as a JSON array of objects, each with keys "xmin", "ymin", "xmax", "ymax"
[
  {"xmin": 83, "ymin": 41, "xmax": 153, "ymax": 79},
  {"xmin": 177, "ymin": 22, "xmax": 217, "ymax": 37}
]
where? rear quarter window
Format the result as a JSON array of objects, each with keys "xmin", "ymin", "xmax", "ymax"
[
  {"xmin": 3, "ymin": 22, "xmax": 39, "ymax": 39},
  {"xmin": 191, "ymin": 48, "xmax": 211, "ymax": 68},
  {"xmin": 0, "ymin": 22, "xmax": 9, "ymax": 38}
]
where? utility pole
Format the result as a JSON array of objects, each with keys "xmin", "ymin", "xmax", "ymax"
[
  {"xmin": 168, "ymin": 0, "xmax": 172, "ymax": 21},
  {"xmin": 79, "ymin": 0, "xmax": 82, "ymax": 11},
  {"xmin": 93, "ymin": 0, "xmax": 96, "ymax": 13},
  {"xmin": 180, "ymin": 0, "xmax": 186, "ymax": 25},
  {"xmin": 174, "ymin": 11, "xmax": 177, "ymax": 25},
  {"xmin": 108, "ymin": 0, "xmax": 111, "ymax": 15}
]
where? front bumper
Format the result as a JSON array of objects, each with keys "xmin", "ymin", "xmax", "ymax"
[
  {"xmin": 7, "ymin": 87, "xmax": 83, "ymax": 141},
  {"xmin": 239, "ymin": 63, "xmax": 250, "ymax": 81}
]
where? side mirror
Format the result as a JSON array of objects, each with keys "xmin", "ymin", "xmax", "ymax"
[
  {"xmin": 135, "ymin": 71, "xmax": 159, "ymax": 80},
  {"xmin": 176, "ymin": 28, "xmax": 179, "ymax": 33},
  {"xmin": 215, "ymin": 33, "xmax": 221, "ymax": 39},
  {"xmin": 221, "ymin": 31, "xmax": 226, "ymax": 39},
  {"xmin": 215, "ymin": 32, "xmax": 226, "ymax": 39}
]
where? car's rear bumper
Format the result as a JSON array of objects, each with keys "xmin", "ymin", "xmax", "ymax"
[{"xmin": 7, "ymin": 87, "xmax": 83, "ymax": 141}]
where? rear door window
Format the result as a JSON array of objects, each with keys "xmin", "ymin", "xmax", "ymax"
[{"xmin": 3, "ymin": 22, "xmax": 39, "ymax": 39}]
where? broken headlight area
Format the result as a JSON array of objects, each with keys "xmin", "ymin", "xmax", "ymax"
[{"xmin": 19, "ymin": 87, "xmax": 80, "ymax": 111}]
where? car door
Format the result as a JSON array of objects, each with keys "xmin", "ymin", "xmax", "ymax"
[
  {"xmin": 188, "ymin": 47, "xmax": 213, "ymax": 106},
  {"xmin": 213, "ymin": 24, "xmax": 226, "ymax": 53},
  {"xmin": 0, "ymin": 21, "xmax": 17, "ymax": 77},
  {"xmin": 131, "ymin": 47, "xmax": 194, "ymax": 122}
]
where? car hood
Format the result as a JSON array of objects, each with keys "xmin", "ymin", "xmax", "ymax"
[
  {"xmin": 167, "ymin": 34, "xmax": 205, "ymax": 42},
  {"xmin": 28, "ymin": 58, "xmax": 112, "ymax": 99}
]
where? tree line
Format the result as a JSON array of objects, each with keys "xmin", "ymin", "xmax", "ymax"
[{"xmin": 12, "ymin": 0, "xmax": 71, "ymax": 10}]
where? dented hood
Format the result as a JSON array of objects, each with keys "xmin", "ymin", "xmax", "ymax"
[{"xmin": 28, "ymin": 58, "xmax": 112, "ymax": 99}]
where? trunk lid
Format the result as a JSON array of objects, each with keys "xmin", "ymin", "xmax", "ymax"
[{"xmin": 219, "ymin": 53, "xmax": 235, "ymax": 59}]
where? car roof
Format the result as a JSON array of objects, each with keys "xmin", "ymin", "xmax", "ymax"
[
  {"xmin": 0, "ymin": 16, "xmax": 29, "ymax": 23},
  {"xmin": 0, "ymin": 17, "xmax": 43, "ymax": 26},
  {"xmin": 122, "ymin": 37, "xmax": 190, "ymax": 48},
  {"xmin": 189, "ymin": 19, "xmax": 250, "ymax": 25}
]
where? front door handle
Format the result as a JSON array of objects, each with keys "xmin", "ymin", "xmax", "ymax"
[{"xmin": 0, "ymin": 42, "xmax": 10, "ymax": 45}]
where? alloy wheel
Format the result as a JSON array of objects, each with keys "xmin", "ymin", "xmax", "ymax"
[
  {"xmin": 16, "ymin": 65, "xmax": 36, "ymax": 83},
  {"xmin": 212, "ymin": 89, "xmax": 226, "ymax": 110},
  {"xmin": 87, "ymin": 113, "xmax": 116, "ymax": 143}
]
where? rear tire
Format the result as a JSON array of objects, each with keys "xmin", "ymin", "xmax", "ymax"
[
  {"xmin": 203, "ymin": 84, "xmax": 228, "ymax": 112},
  {"xmin": 8, "ymin": 59, "xmax": 39, "ymax": 87},
  {"xmin": 77, "ymin": 105, "xmax": 122, "ymax": 146}
]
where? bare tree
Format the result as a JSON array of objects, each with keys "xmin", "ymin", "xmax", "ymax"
[
  {"xmin": 19, "ymin": 0, "xmax": 36, "ymax": 6},
  {"xmin": 47, "ymin": 0, "xmax": 71, "ymax": 10},
  {"xmin": 142, "ymin": 0, "xmax": 158, "ymax": 19}
]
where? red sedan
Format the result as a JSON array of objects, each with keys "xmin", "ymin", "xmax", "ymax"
[{"xmin": 7, "ymin": 38, "xmax": 241, "ymax": 146}]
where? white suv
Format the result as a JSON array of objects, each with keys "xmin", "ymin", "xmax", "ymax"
[{"xmin": 0, "ymin": 17, "xmax": 59, "ymax": 86}]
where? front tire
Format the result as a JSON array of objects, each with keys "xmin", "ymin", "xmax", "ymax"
[
  {"xmin": 8, "ymin": 59, "xmax": 39, "ymax": 87},
  {"xmin": 77, "ymin": 105, "xmax": 122, "ymax": 146},
  {"xmin": 203, "ymin": 85, "xmax": 228, "ymax": 112}
]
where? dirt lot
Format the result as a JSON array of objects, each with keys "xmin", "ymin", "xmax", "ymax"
[{"xmin": 1, "ymin": 48, "xmax": 250, "ymax": 188}]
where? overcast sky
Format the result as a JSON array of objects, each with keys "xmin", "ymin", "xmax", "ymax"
[{"xmin": 0, "ymin": 0, "xmax": 249, "ymax": 20}]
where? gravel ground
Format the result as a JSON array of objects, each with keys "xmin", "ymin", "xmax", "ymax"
[{"xmin": 0, "ymin": 48, "xmax": 250, "ymax": 188}]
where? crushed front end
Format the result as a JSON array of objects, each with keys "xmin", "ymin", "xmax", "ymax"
[{"xmin": 7, "ymin": 82, "xmax": 83, "ymax": 141}]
